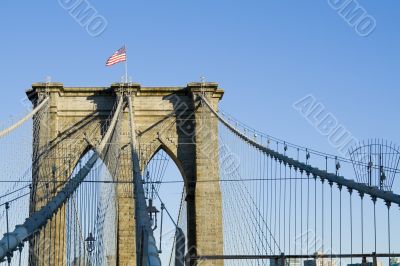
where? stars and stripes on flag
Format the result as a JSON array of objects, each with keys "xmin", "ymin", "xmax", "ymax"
[{"xmin": 105, "ymin": 46, "xmax": 127, "ymax": 66}]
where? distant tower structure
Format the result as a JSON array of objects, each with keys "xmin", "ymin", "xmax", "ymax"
[
  {"xmin": 304, "ymin": 253, "xmax": 336, "ymax": 266},
  {"xmin": 349, "ymin": 139, "xmax": 400, "ymax": 191},
  {"xmin": 270, "ymin": 257, "xmax": 300, "ymax": 266}
]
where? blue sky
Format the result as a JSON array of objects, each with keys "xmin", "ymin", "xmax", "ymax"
[
  {"xmin": 1, "ymin": 0, "xmax": 399, "ymax": 264},
  {"xmin": 1, "ymin": 1, "xmax": 400, "ymax": 149}
]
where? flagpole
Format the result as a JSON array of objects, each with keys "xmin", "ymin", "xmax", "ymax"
[{"xmin": 125, "ymin": 45, "xmax": 128, "ymax": 83}]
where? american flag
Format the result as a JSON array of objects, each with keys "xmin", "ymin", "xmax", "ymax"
[{"xmin": 105, "ymin": 46, "xmax": 127, "ymax": 66}]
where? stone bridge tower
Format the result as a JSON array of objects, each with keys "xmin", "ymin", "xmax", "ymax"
[{"xmin": 27, "ymin": 82, "xmax": 224, "ymax": 265}]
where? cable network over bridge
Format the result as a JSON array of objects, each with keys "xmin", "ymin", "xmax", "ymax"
[{"xmin": 0, "ymin": 81, "xmax": 398, "ymax": 266}]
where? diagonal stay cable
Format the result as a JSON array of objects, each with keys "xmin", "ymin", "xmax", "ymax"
[
  {"xmin": 220, "ymin": 136, "xmax": 276, "ymax": 255},
  {"xmin": 0, "ymin": 96, "xmax": 124, "ymax": 260}
]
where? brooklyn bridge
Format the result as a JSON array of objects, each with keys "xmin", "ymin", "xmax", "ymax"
[{"xmin": 0, "ymin": 81, "xmax": 398, "ymax": 266}]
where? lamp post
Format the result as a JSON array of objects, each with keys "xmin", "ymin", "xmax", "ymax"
[{"xmin": 85, "ymin": 233, "xmax": 96, "ymax": 265}]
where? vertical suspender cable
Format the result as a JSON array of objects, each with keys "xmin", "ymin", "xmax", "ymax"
[
  {"xmin": 18, "ymin": 244, "xmax": 22, "ymax": 266},
  {"xmin": 289, "ymin": 165, "xmax": 292, "ymax": 256},
  {"xmin": 294, "ymin": 156, "xmax": 298, "ymax": 256},
  {"xmin": 274, "ymin": 155, "xmax": 277, "ymax": 255},
  {"xmin": 5, "ymin": 202, "xmax": 10, "ymax": 266},
  {"xmin": 360, "ymin": 193, "xmax": 364, "ymax": 255},
  {"xmin": 373, "ymin": 197, "xmax": 377, "ymax": 254},
  {"xmin": 386, "ymin": 201, "xmax": 391, "ymax": 266},
  {"xmin": 349, "ymin": 189, "xmax": 353, "ymax": 264},
  {"xmin": 73, "ymin": 192, "xmax": 77, "ymax": 263},
  {"xmin": 330, "ymin": 182, "xmax": 333, "ymax": 265},
  {"xmin": 321, "ymin": 178, "xmax": 325, "ymax": 262},
  {"xmin": 43, "ymin": 216, "xmax": 46, "ymax": 263},
  {"xmin": 48, "ymin": 215, "xmax": 52, "ymax": 266},
  {"xmin": 307, "ymin": 173, "xmax": 310, "ymax": 257},
  {"xmin": 283, "ymin": 156, "xmax": 287, "ymax": 254},
  {"xmin": 300, "ymin": 169, "xmax": 303, "ymax": 257},
  {"xmin": 279, "ymin": 160, "xmax": 282, "ymax": 252},
  {"xmin": 314, "ymin": 175, "xmax": 317, "ymax": 255},
  {"xmin": 339, "ymin": 185, "xmax": 342, "ymax": 266}
]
